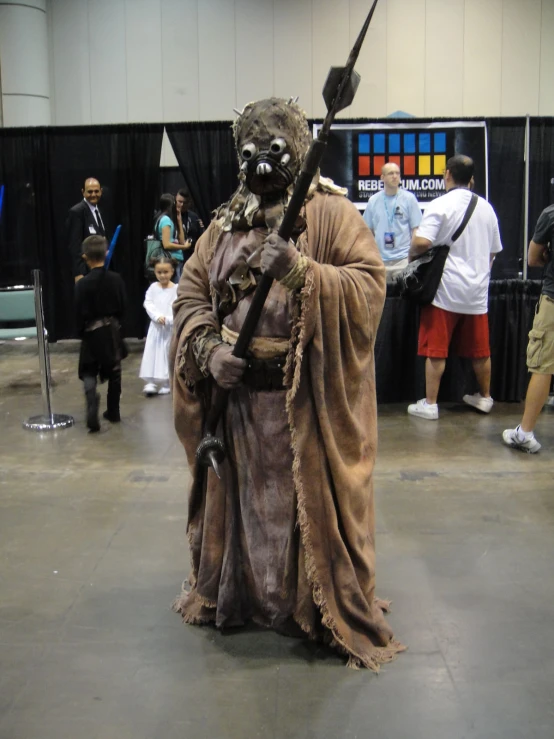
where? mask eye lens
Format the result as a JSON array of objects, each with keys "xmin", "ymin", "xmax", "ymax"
[
  {"xmin": 270, "ymin": 138, "xmax": 286, "ymax": 154},
  {"xmin": 241, "ymin": 143, "xmax": 257, "ymax": 160}
]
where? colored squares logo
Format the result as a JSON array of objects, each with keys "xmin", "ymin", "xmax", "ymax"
[
  {"xmin": 404, "ymin": 134, "xmax": 416, "ymax": 153},
  {"xmin": 359, "ymin": 157, "xmax": 370, "ymax": 176},
  {"xmin": 357, "ymin": 130, "xmax": 448, "ymax": 178},
  {"xmin": 419, "ymin": 133, "xmax": 431, "ymax": 153},
  {"xmin": 374, "ymin": 134, "xmax": 386, "ymax": 154},
  {"xmin": 373, "ymin": 156, "xmax": 386, "ymax": 174},
  {"xmin": 434, "ymin": 132, "xmax": 446, "ymax": 152},
  {"xmin": 419, "ymin": 156, "xmax": 431, "ymax": 176},
  {"xmin": 359, "ymin": 134, "xmax": 370, "ymax": 154},
  {"xmin": 388, "ymin": 134, "xmax": 401, "ymax": 154},
  {"xmin": 434, "ymin": 154, "xmax": 446, "ymax": 175},
  {"xmin": 404, "ymin": 156, "xmax": 416, "ymax": 175}
]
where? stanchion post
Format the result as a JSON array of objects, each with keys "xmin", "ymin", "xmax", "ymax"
[
  {"xmin": 23, "ymin": 270, "xmax": 74, "ymax": 431},
  {"xmin": 33, "ymin": 269, "xmax": 53, "ymax": 424}
]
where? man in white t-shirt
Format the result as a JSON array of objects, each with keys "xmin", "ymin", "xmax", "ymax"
[
  {"xmin": 363, "ymin": 163, "xmax": 422, "ymax": 282},
  {"xmin": 406, "ymin": 155, "xmax": 503, "ymax": 420}
]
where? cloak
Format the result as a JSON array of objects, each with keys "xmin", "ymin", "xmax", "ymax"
[{"xmin": 170, "ymin": 189, "xmax": 405, "ymax": 670}]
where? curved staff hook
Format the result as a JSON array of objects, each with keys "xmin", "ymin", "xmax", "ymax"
[{"xmin": 197, "ymin": 0, "xmax": 381, "ymax": 477}]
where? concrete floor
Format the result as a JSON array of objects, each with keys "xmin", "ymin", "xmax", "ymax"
[{"xmin": 0, "ymin": 345, "xmax": 553, "ymax": 739}]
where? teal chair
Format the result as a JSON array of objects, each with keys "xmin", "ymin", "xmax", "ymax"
[{"xmin": 0, "ymin": 286, "xmax": 38, "ymax": 340}]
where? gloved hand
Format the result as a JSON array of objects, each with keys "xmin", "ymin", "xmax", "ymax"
[
  {"xmin": 208, "ymin": 344, "xmax": 247, "ymax": 390},
  {"xmin": 260, "ymin": 232, "xmax": 299, "ymax": 280}
]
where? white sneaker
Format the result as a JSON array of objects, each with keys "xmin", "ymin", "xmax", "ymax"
[
  {"xmin": 502, "ymin": 427, "xmax": 541, "ymax": 454},
  {"xmin": 143, "ymin": 383, "xmax": 158, "ymax": 396},
  {"xmin": 407, "ymin": 398, "xmax": 439, "ymax": 420},
  {"xmin": 463, "ymin": 393, "xmax": 494, "ymax": 413},
  {"xmin": 545, "ymin": 394, "xmax": 554, "ymax": 408},
  {"xmin": 158, "ymin": 386, "xmax": 171, "ymax": 395}
]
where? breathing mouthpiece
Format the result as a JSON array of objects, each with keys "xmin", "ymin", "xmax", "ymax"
[{"xmin": 256, "ymin": 162, "xmax": 273, "ymax": 176}]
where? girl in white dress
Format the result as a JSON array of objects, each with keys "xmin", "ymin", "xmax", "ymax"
[{"xmin": 139, "ymin": 256, "xmax": 178, "ymax": 396}]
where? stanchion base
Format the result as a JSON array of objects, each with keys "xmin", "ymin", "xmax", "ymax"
[{"xmin": 23, "ymin": 414, "xmax": 74, "ymax": 432}]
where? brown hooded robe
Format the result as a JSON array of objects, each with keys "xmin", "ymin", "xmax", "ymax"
[{"xmin": 171, "ymin": 189, "xmax": 405, "ymax": 670}]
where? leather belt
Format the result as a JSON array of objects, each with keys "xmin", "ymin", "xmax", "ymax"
[{"xmin": 242, "ymin": 356, "xmax": 286, "ymax": 392}]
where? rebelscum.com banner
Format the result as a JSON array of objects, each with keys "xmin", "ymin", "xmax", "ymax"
[{"xmin": 314, "ymin": 121, "xmax": 488, "ymax": 209}]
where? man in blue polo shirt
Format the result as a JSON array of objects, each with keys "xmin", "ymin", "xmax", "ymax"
[{"xmin": 363, "ymin": 163, "xmax": 422, "ymax": 283}]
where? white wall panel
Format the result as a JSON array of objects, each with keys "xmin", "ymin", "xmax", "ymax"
[
  {"xmin": 50, "ymin": 0, "xmax": 91, "ymax": 124},
  {"xmin": 347, "ymin": 0, "xmax": 387, "ymax": 119},
  {"xmin": 197, "ymin": 0, "xmax": 235, "ymax": 120},
  {"xmin": 161, "ymin": 0, "xmax": 200, "ymax": 122},
  {"xmin": 88, "ymin": 0, "xmax": 127, "ymax": 123},
  {"xmin": 463, "ymin": 0, "xmax": 502, "ymax": 116},
  {"xmin": 2, "ymin": 94, "xmax": 51, "ymax": 127},
  {"xmin": 539, "ymin": 0, "xmax": 554, "ymax": 115},
  {"xmin": 235, "ymin": 0, "xmax": 273, "ymax": 109},
  {"xmin": 501, "ymin": 0, "xmax": 541, "ymax": 115},
  {"xmin": 386, "ymin": 0, "xmax": 425, "ymax": 116},
  {"xmin": 273, "ymin": 0, "xmax": 312, "ymax": 116},
  {"xmin": 425, "ymin": 0, "xmax": 463, "ymax": 116},
  {"xmin": 312, "ymin": 0, "xmax": 349, "ymax": 119},
  {"xmin": 0, "ymin": 4, "xmax": 49, "ymax": 96},
  {"xmin": 125, "ymin": 0, "xmax": 163, "ymax": 122},
  {"xmin": 46, "ymin": 0, "xmax": 554, "ymax": 126}
]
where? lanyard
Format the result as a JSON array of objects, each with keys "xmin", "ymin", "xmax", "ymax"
[{"xmin": 383, "ymin": 193, "xmax": 398, "ymax": 229}]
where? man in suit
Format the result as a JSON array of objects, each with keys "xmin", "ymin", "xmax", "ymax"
[{"xmin": 67, "ymin": 178, "xmax": 109, "ymax": 282}]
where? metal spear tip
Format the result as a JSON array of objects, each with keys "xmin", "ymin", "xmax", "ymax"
[
  {"xmin": 319, "ymin": 0, "xmax": 379, "ymax": 121},
  {"xmin": 322, "ymin": 67, "xmax": 361, "ymax": 113},
  {"xmin": 207, "ymin": 450, "xmax": 222, "ymax": 479}
]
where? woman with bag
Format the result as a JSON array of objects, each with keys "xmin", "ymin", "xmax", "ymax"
[{"xmin": 146, "ymin": 194, "xmax": 187, "ymax": 281}]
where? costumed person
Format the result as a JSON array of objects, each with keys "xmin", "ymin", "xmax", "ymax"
[
  {"xmin": 170, "ymin": 97, "xmax": 404, "ymax": 670},
  {"xmin": 75, "ymin": 235, "xmax": 127, "ymax": 432},
  {"xmin": 140, "ymin": 255, "xmax": 178, "ymax": 396}
]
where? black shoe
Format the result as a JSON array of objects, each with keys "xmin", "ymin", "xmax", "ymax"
[{"xmin": 103, "ymin": 410, "xmax": 121, "ymax": 423}]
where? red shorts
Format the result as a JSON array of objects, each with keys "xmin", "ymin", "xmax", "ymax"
[{"xmin": 418, "ymin": 305, "xmax": 491, "ymax": 359}]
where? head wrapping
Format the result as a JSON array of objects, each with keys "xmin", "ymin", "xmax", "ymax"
[
  {"xmin": 232, "ymin": 97, "xmax": 311, "ymax": 197},
  {"xmin": 215, "ymin": 97, "xmax": 326, "ymax": 232}
]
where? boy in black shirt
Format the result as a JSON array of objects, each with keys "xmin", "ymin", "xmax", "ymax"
[{"xmin": 75, "ymin": 236, "xmax": 127, "ymax": 432}]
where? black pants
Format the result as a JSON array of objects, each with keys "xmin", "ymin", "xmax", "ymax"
[{"xmin": 82, "ymin": 364, "xmax": 121, "ymax": 416}]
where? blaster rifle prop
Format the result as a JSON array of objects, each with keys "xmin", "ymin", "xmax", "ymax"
[
  {"xmin": 196, "ymin": 0, "xmax": 381, "ymax": 477},
  {"xmin": 105, "ymin": 224, "xmax": 122, "ymax": 270}
]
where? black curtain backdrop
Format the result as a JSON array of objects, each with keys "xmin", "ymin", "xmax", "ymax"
[
  {"xmin": 165, "ymin": 122, "xmax": 238, "ymax": 227},
  {"xmin": 0, "ymin": 128, "xmax": 56, "ymax": 309},
  {"xmin": 486, "ymin": 118, "xmax": 526, "ymax": 279},
  {"xmin": 159, "ymin": 167, "xmax": 188, "ymax": 203},
  {"xmin": 0, "ymin": 124, "xmax": 164, "ymax": 340},
  {"xmin": 529, "ymin": 118, "xmax": 554, "ymax": 230},
  {"xmin": 528, "ymin": 118, "xmax": 554, "ymax": 281}
]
